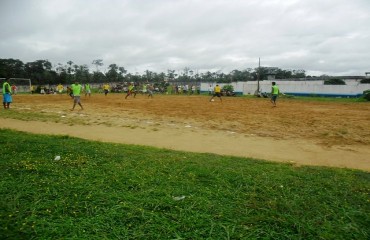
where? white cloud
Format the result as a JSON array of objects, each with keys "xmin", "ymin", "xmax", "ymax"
[{"xmin": 0, "ymin": 0, "xmax": 369, "ymax": 76}]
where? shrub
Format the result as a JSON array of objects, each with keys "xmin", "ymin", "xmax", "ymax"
[
  {"xmin": 360, "ymin": 78, "xmax": 370, "ymax": 84},
  {"xmin": 363, "ymin": 90, "xmax": 370, "ymax": 101},
  {"xmin": 222, "ymin": 84, "xmax": 234, "ymax": 92},
  {"xmin": 324, "ymin": 78, "xmax": 346, "ymax": 85}
]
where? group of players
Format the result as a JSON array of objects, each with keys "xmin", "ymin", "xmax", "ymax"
[
  {"xmin": 67, "ymin": 82, "xmax": 155, "ymax": 111},
  {"xmin": 208, "ymin": 82, "xmax": 279, "ymax": 107},
  {"xmin": 2, "ymin": 79, "xmax": 279, "ymax": 111}
]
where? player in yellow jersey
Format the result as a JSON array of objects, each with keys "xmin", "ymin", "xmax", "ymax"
[
  {"xmin": 57, "ymin": 83, "xmax": 64, "ymax": 94},
  {"xmin": 103, "ymin": 83, "xmax": 110, "ymax": 96},
  {"xmin": 209, "ymin": 84, "xmax": 222, "ymax": 102}
]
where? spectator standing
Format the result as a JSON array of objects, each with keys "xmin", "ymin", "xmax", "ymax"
[
  {"xmin": 208, "ymin": 85, "xmax": 213, "ymax": 95},
  {"xmin": 11, "ymin": 84, "xmax": 17, "ymax": 95}
]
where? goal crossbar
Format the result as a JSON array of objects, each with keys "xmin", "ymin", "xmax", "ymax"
[{"xmin": 9, "ymin": 78, "xmax": 32, "ymax": 93}]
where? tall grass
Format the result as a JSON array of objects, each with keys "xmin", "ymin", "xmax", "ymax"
[{"xmin": 0, "ymin": 129, "xmax": 369, "ymax": 239}]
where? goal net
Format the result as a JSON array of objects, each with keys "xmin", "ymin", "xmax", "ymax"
[{"xmin": 8, "ymin": 78, "xmax": 32, "ymax": 93}]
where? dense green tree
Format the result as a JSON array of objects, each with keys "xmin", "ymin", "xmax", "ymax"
[
  {"xmin": 118, "ymin": 67, "xmax": 127, "ymax": 81},
  {"xmin": 0, "ymin": 58, "xmax": 25, "ymax": 78},
  {"xmin": 142, "ymin": 70, "xmax": 154, "ymax": 82},
  {"xmin": 24, "ymin": 60, "xmax": 54, "ymax": 84},
  {"xmin": 216, "ymin": 72, "xmax": 230, "ymax": 83},
  {"xmin": 92, "ymin": 71, "xmax": 105, "ymax": 83},
  {"xmin": 55, "ymin": 63, "xmax": 68, "ymax": 84},
  {"xmin": 66, "ymin": 61, "xmax": 74, "ymax": 82},
  {"xmin": 167, "ymin": 70, "xmax": 176, "ymax": 80},
  {"xmin": 292, "ymin": 69, "xmax": 306, "ymax": 78},
  {"xmin": 1, "ymin": 58, "xmax": 310, "ymax": 86},
  {"xmin": 202, "ymin": 71, "xmax": 214, "ymax": 82},
  {"xmin": 177, "ymin": 75, "xmax": 191, "ymax": 82},
  {"xmin": 74, "ymin": 64, "xmax": 90, "ymax": 83},
  {"xmin": 92, "ymin": 59, "xmax": 103, "ymax": 72},
  {"xmin": 106, "ymin": 64, "xmax": 119, "ymax": 82},
  {"xmin": 126, "ymin": 73, "xmax": 142, "ymax": 83},
  {"xmin": 275, "ymin": 69, "xmax": 292, "ymax": 79},
  {"xmin": 104, "ymin": 64, "xmax": 127, "ymax": 82},
  {"xmin": 230, "ymin": 70, "xmax": 246, "ymax": 82}
]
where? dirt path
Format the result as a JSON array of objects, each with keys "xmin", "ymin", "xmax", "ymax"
[{"xmin": 1, "ymin": 94, "xmax": 369, "ymax": 171}]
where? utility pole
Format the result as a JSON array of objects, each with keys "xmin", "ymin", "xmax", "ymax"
[{"xmin": 255, "ymin": 57, "xmax": 260, "ymax": 95}]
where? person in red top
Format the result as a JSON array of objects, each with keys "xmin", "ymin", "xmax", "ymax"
[{"xmin": 11, "ymin": 85, "xmax": 17, "ymax": 95}]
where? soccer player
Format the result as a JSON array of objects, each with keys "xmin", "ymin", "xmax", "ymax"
[
  {"xmin": 147, "ymin": 84, "xmax": 154, "ymax": 98},
  {"xmin": 209, "ymin": 84, "xmax": 222, "ymax": 102},
  {"xmin": 142, "ymin": 83, "xmax": 147, "ymax": 95},
  {"xmin": 2, "ymin": 79, "xmax": 12, "ymax": 109},
  {"xmin": 70, "ymin": 81, "xmax": 84, "ymax": 111},
  {"xmin": 103, "ymin": 83, "xmax": 110, "ymax": 96},
  {"xmin": 57, "ymin": 83, "xmax": 64, "ymax": 94},
  {"xmin": 84, "ymin": 83, "xmax": 91, "ymax": 97},
  {"xmin": 125, "ymin": 82, "xmax": 136, "ymax": 99},
  {"xmin": 66, "ymin": 86, "xmax": 73, "ymax": 98},
  {"xmin": 270, "ymin": 82, "xmax": 279, "ymax": 107}
]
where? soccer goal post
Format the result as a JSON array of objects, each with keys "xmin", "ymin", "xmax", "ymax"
[{"xmin": 9, "ymin": 78, "xmax": 32, "ymax": 93}]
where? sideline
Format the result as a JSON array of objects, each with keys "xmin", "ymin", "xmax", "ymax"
[{"xmin": 1, "ymin": 118, "xmax": 369, "ymax": 171}]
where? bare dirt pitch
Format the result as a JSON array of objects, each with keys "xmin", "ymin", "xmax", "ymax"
[{"xmin": 1, "ymin": 93, "xmax": 370, "ymax": 171}]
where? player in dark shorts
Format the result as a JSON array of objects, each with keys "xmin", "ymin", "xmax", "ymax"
[
  {"xmin": 270, "ymin": 82, "xmax": 279, "ymax": 107},
  {"xmin": 209, "ymin": 84, "xmax": 222, "ymax": 102}
]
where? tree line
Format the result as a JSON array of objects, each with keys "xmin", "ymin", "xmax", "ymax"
[{"xmin": 0, "ymin": 58, "xmax": 307, "ymax": 85}]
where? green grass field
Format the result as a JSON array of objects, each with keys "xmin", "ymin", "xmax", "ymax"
[{"xmin": 0, "ymin": 129, "xmax": 369, "ymax": 239}]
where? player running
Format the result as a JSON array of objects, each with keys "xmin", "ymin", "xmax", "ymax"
[
  {"xmin": 103, "ymin": 83, "xmax": 110, "ymax": 96},
  {"xmin": 147, "ymin": 84, "xmax": 154, "ymax": 98},
  {"xmin": 125, "ymin": 82, "xmax": 137, "ymax": 99}
]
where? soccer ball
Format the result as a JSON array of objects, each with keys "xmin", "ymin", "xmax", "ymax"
[{"xmin": 211, "ymin": 99, "xmax": 215, "ymax": 102}]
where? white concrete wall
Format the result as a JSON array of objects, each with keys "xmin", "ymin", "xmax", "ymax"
[
  {"xmin": 202, "ymin": 79, "xmax": 370, "ymax": 97},
  {"xmin": 201, "ymin": 82, "xmax": 244, "ymax": 94},
  {"xmin": 244, "ymin": 79, "xmax": 370, "ymax": 97}
]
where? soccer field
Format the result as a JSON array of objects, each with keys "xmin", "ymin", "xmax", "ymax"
[{"xmin": 1, "ymin": 93, "xmax": 369, "ymax": 171}]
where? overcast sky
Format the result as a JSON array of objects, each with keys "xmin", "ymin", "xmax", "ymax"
[{"xmin": 1, "ymin": 0, "xmax": 369, "ymax": 76}]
